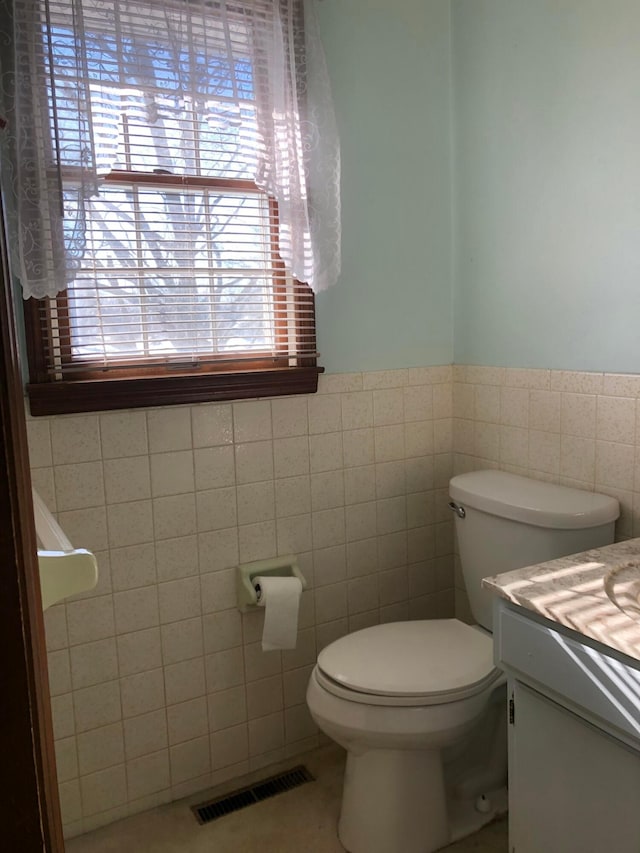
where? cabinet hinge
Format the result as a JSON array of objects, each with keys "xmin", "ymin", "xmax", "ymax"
[{"xmin": 509, "ymin": 695, "xmax": 515, "ymax": 725}]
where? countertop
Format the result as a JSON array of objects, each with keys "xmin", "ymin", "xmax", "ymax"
[{"xmin": 482, "ymin": 538, "xmax": 640, "ymax": 663}]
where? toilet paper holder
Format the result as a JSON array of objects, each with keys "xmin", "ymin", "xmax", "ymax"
[{"xmin": 236, "ymin": 555, "xmax": 307, "ymax": 612}]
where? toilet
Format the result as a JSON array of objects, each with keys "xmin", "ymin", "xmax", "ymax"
[{"xmin": 306, "ymin": 470, "xmax": 619, "ymax": 853}]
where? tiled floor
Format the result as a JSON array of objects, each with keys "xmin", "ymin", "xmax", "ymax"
[{"xmin": 66, "ymin": 746, "xmax": 508, "ymax": 853}]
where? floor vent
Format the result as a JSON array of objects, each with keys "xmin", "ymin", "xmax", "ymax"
[{"xmin": 192, "ymin": 765, "xmax": 315, "ymax": 825}]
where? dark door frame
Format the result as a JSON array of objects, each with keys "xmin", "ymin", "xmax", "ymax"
[{"xmin": 0, "ymin": 197, "xmax": 64, "ymax": 849}]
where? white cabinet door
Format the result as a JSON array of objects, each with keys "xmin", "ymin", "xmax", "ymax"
[{"xmin": 509, "ymin": 680, "xmax": 640, "ymax": 853}]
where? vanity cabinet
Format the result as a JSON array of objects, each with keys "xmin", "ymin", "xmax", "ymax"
[{"xmin": 494, "ymin": 600, "xmax": 640, "ymax": 853}]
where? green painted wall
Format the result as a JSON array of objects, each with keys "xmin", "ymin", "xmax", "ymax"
[
  {"xmin": 316, "ymin": 0, "xmax": 454, "ymax": 373},
  {"xmin": 452, "ymin": 0, "xmax": 640, "ymax": 371}
]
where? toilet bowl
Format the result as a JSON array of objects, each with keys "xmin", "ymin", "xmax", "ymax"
[
  {"xmin": 307, "ymin": 619, "xmax": 506, "ymax": 853},
  {"xmin": 307, "ymin": 470, "xmax": 620, "ymax": 853}
]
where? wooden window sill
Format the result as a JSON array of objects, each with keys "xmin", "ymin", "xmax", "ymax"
[{"xmin": 27, "ymin": 366, "xmax": 323, "ymax": 416}]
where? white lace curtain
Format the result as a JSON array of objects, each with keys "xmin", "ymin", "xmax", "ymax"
[{"xmin": 0, "ymin": 0, "xmax": 340, "ymax": 299}]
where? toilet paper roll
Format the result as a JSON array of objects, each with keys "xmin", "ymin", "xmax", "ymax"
[{"xmin": 253, "ymin": 575, "xmax": 302, "ymax": 651}]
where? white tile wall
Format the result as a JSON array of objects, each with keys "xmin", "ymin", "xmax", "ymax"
[{"xmin": 31, "ymin": 367, "xmax": 454, "ymax": 838}]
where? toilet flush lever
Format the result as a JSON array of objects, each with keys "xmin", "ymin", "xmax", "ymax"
[{"xmin": 448, "ymin": 501, "xmax": 466, "ymax": 519}]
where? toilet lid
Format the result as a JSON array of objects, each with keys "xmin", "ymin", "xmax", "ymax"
[{"xmin": 317, "ymin": 620, "xmax": 496, "ymax": 699}]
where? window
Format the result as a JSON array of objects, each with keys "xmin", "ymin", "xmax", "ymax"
[{"xmin": 1, "ymin": 0, "xmax": 340, "ymax": 415}]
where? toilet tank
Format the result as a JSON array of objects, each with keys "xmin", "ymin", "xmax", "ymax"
[{"xmin": 449, "ymin": 471, "xmax": 620, "ymax": 631}]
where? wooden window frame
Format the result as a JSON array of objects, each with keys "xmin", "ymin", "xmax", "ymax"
[{"xmin": 24, "ymin": 171, "xmax": 322, "ymax": 417}]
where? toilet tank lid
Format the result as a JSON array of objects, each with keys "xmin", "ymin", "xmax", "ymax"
[{"xmin": 449, "ymin": 470, "xmax": 619, "ymax": 529}]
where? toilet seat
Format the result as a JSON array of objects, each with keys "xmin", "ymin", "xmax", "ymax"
[{"xmin": 316, "ymin": 619, "xmax": 501, "ymax": 707}]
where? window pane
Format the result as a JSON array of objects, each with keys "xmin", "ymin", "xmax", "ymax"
[
  {"xmin": 67, "ymin": 184, "xmax": 276, "ymax": 361},
  {"xmin": 49, "ymin": 3, "xmax": 258, "ymax": 180}
]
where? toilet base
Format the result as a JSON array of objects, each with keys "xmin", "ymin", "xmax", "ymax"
[
  {"xmin": 338, "ymin": 748, "xmax": 449, "ymax": 853},
  {"xmin": 337, "ymin": 750, "xmax": 508, "ymax": 853}
]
